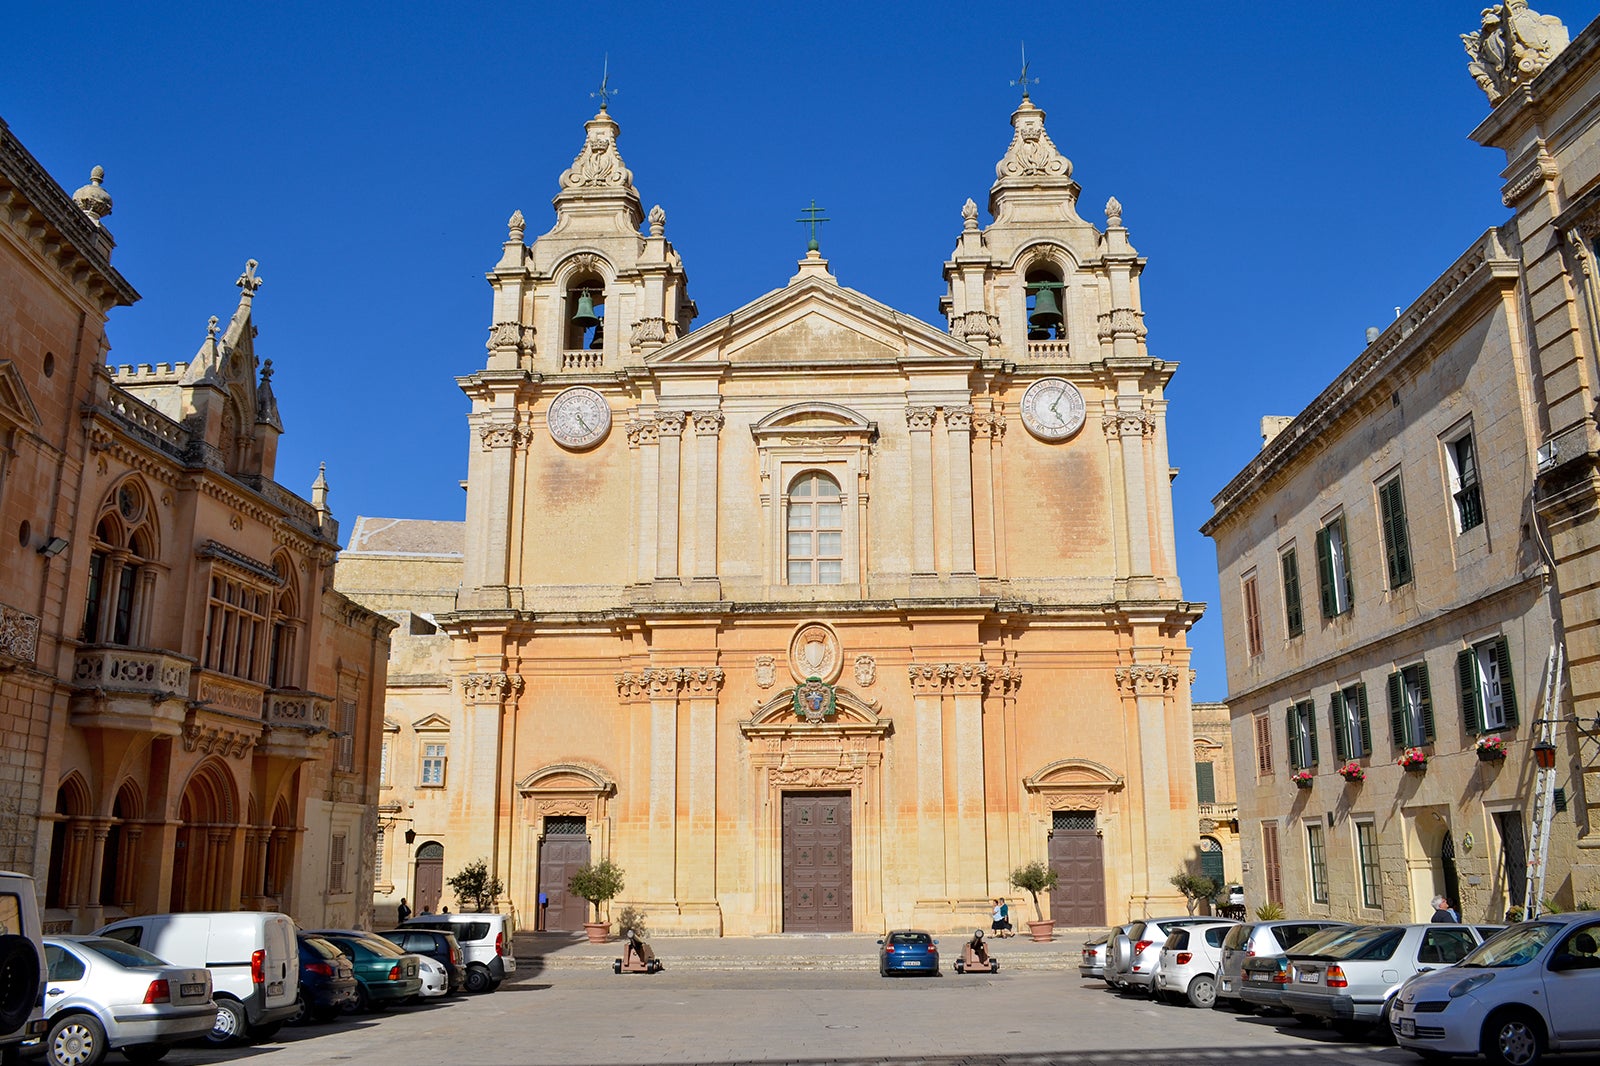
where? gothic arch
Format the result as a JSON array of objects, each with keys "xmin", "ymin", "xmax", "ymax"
[
  {"xmin": 177, "ymin": 759, "xmax": 236, "ymax": 826},
  {"xmin": 56, "ymin": 772, "xmax": 92, "ymax": 817}
]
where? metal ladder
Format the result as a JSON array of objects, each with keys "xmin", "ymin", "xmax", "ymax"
[{"xmin": 1524, "ymin": 644, "xmax": 1565, "ymax": 920}]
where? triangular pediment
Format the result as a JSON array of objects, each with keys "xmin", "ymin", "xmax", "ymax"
[
  {"xmin": 411, "ymin": 712, "xmax": 451, "ymax": 732},
  {"xmin": 0, "ymin": 361, "xmax": 41, "ymax": 431},
  {"xmin": 648, "ymin": 275, "xmax": 980, "ymax": 367}
]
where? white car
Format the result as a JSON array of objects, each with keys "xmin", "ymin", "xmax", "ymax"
[
  {"xmin": 1155, "ymin": 920, "xmax": 1237, "ymax": 1007},
  {"xmin": 41, "ymin": 936, "xmax": 214, "ymax": 1066},
  {"xmin": 1390, "ymin": 913, "xmax": 1600, "ymax": 1066},
  {"xmin": 416, "ymin": 956, "xmax": 450, "ymax": 998}
]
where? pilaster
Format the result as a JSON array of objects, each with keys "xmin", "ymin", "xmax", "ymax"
[
  {"xmin": 691, "ymin": 412, "xmax": 722, "ymax": 587},
  {"xmin": 627, "ymin": 418, "xmax": 660, "ymax": 585},
  {"xmin": 906, "ymin": 407, "xmax": 937, "ymax": 576},
  {"xmin": 655, "ymin": 413, "xmax": 684, "ymax": 583},
  {"xmin": 944, "ymin": 406, "xmax": 977, "ymax": 575}
]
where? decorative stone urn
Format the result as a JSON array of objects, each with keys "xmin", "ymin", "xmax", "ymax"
[{"xmin": 1027, "ymin": 919, "xmax": 1055, "ymax": 942}]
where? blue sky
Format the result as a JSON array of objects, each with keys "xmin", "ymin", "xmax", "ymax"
[{"xmin": 5, "ymin": 1, "xmax": 1591, "ymax": 701}]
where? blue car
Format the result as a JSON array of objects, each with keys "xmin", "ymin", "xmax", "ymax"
[{"xmin": 878, "ymin": 930, "xmax": 940, "ymax": 976}]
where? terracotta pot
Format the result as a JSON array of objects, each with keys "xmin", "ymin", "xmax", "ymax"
[
  {"xmin": 583, "ymin": 921, "xmax": 610, "ymax": 943},
  {"xmin": 1027, "ymin": 919, "xmax": 1055, "ymax": 942}
]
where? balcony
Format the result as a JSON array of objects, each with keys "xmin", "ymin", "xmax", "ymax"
[
  {"xmin": 261, "ymin": 690, "xmax": 334, "ymax": 759},
  {"xmin": 69, "ymin": 646, "xmax": 193, "ymax": 733},
  {"xmin": 0, "ymin": 603, "xmax": 40, "ymax": 670},
  {"xmin": 1198, "ymin": 802, "xmax": 1238, "ymax": 833},
  {"xmin": 192, "ymin": 670, "xmax": 265, "ymax": 718}
]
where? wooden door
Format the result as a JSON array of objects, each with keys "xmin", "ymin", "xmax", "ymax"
[
  {"xmin": 1048, "ymin": 811, "xmax": 1106, "ymax": 926},
  {"xmin": 414, "ymin": 842, "xmax": 443, "ymax": 913},
  {"xmin": 538, "ymin": 819, "xmax": 591, "ymax": 931},
  {"xmin": 782, "ymin": 792, "xmax": 852, "ymax": 932}
]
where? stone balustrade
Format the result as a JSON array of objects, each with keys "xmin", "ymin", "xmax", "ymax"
[
  {"xmin": 72, "ymin": 646, "xmax": 191, "ymax": 697},
  {"xmin": 1026, "ymin": 339, "xmax": 1071, "ymax": 358},
  {"xmin": 265, "ymin": 691, "xmax": 332, "ymax": 730},
  {"xmin": 562, "ymin": 350, "xmax": 603, "ymax": 370},
  {"xmin": 1198, "ymin": 802, "xmax": 1238, "ymax": 821},
  {"xmin": 193, "ymin": 670, "xmax": 265, "ymax": 717}
]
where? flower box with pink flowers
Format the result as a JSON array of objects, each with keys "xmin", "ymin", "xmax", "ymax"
[
  {"xmin": 1476, "ymin": 734, "xmax": 1507, "ymax": 761},
  {"xmin": 1338, "ymin": 761, "xmax": 1365, "ymax": 783},
  {"xmin": 1397, "ymin": 747, "xmax": 1428, "ymax": 772}
]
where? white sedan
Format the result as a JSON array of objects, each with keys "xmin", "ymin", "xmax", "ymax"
[
  {"xmin": 1390, "ymin": 912, "xmax": 1600, "ymax": 1066},
  {"xmin": 417, "ymin": 955, "xmax": 451, "ymax": 998},
  {"xmin": 39, "ymin": 936, "xmax": 215, "ymax": 1066}
]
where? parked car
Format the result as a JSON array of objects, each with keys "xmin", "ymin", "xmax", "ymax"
[
  {"xmin": 1216, "ymin": 920, "xmax": 1353, "ymax": 1011},
  {"xmin": 305, "ymin": 931, "xmax": 423, "ymax": 1013},
  {"xmin": 0, "ymin": 872, "xmax": 48, "ymax": 1058},
  {"xmin": 1108, "ymin": 916, "xmax": 1229, "ymax": 993},
  {"xmin": 877, "ymin": 930, "xmax": 940, "ymax": 976},
  {"xmin": 95, "ymin": 912, "xmax": 298, "ymax": 1046},
  {"xmin": 1083, "ymin": 924, "xmax": 1135, "ymax": 982},
  {"xmin": 1390, "ymin": 912, "xmax": 1600, "ymax": 1066},
  {"xmin": 416, "ymin": 956, "xmax": 450, "ymax": 998},
  {"xmin": 1239, "ymin": 925, "xmax": 1369, "ymax": 1015},
  {"xmin": 1281, "ymin": 923, "xmax": 1497, "ymax": 1036},
  {"xmin": 403, "ymin": 913, "xmax": 516, "ymax": 992},
  {"xmin": 290, "ymin": 934, "xmax": 357, "ymax": 1024},
  {"xmin": 39, "ymin": 936, "xmax": 213, "ymax": 1066},
  {"xmin": 375, "ymin": 928, "xmax": 465, "ymax": 993},
  {"xmin": 1155, "ymin": 921, "xmax": 1236, "ymax": 1007}
]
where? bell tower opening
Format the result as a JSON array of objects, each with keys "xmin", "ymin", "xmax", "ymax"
[
  {"xmin": 1025, "ymin": 267, "xmax": 1065, "ymax": 340},
  {"xmin": 566, "ymin": 278, "xmax": 605, "ymax": 352}
]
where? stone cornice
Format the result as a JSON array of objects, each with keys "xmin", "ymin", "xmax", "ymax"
[{"xmin": 1204, "ymin": 229, "xmax": 1518, "ymax": 537}]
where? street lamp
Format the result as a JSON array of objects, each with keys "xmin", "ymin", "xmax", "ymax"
[{"xmin": 1532, "ymin": 740, "xmax": 1557, "ymax": 769}]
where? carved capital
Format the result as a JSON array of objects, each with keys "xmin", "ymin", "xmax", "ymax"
[
  {"xmin": 615, "ymin": 671, "xmax": 646, "ymax": 700},
  {"xmin": 692, "ymin": 411, "xmax": 725, "ymax": 436},
  {"xmin": 486, "ymin": 321, "xmax": 534, "ymax": 354},
  {"xmin": 943, "ymin": 405, "xmax": 974, "ymax": 431},
  {"xmin": 461, "ymin": 671, "xmax": 523, "ymax": 703},
  {"xmin": 682, "ymin": 666, "xmax": 725, "ymax": 696},
  {"xmin": 907, "ymin": 663, "xmax": 944, "ymax": 695},
  {"xmin": 656, "ymin": 411, "xmax": 686, "ymax": 438},
  {"xmin": 947, "ymin": 660, "xmax": 989, "ymax": 693},
  {"xmin": 993, "ymin": 663, "xmax": 1023, "ymax": 695},
  {"xmin": 479, "ymin": 422, "xmax": 521, "ymax": 450},
  {"xmin": 644, "ymin": 667, "xmax": 683, "ymax": 699},
  {"xmin": 1096, "ymin": 307, "xmax": 1148, "ymax": 341},
  {"xmin": 625, "ymin": 419, "xmax": 659, "ymax": 447},
  {"xmin": 1102, "ymin": 411, "xmax": 1155, "ymax": 438},
  {"xmin": 1115, "ymin": 664, "xmax": 1181, "ymax": 696},
  {"xmin": 630, "ymin": 316, "xmax": 668, "ymax": 348},
  {"xmin": 973, "ymin": 413, "xmax": 1007, "ymax": 441},
  {"xmin": 905, "ymin": 405, "xmax": 937, "ymax": 431}
]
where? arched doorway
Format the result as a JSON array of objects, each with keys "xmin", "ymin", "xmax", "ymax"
[
  {"xmin": 415, "ymin": 842, "xmax": 444, "ymax": 914},
  {"xmin": 172, "ymin": 761, "xmax": 237, "ymax": 912},
  {"xmin": 1199, "ymin": 835, "xmax": 1226, "ymax": 894},
  {"xmin": 46, "ymin": 775, "xmax": 93, "ymax": 910}
]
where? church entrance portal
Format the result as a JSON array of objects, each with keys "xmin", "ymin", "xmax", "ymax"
[
  {"xmin": 538, "ymin": 817, "xmax": 591, "ymax": 931},
  {"xmin": 1048, "ymin": 810, "xmax": 1107, "ymax": 926},
  {"xmin": 782, "ymin": 792, "xmax": 852, "ymax": 932}
]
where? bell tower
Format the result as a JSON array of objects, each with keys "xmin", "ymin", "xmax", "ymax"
[{"xmin": 483, "ymin": 104, "xmax": 695, "ymax": 374}]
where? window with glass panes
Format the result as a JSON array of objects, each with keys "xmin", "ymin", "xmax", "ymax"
[
  {"xmin": 786, "ymin": 473, "xmax": 844, "ymax": 585},
  {"xmin": 1306, "ymin": 823, "xmax": 1329, "ymax": 904},
  {"xmin": 1356, "ymin": 822, "xmax": 1382, "ymax": 907},
  {"xmin": 1331, "ymin": 683, "xmax": 1371, "ymax": 760},
  {"xmin": 1448, "ymin": 432, "xmax": 1484, "ymax": 533},
  {"xmin": 1458, "ymin": 637, "xmax": 1518, "ymax": 734},
  {"xmin": 420, "ymin": 742, "xmax": 447, "ymax": 786},
  {"xmin": 1316, "ymin": 516, "xmax": 1353, "ymax": 618},
  {"xmin": 203, "ymin": 574, "xmax": 269, "ymax": 680},
  {"xmin": 1387, "ymin": 663, "xmax": 1435, "ymax": 747}
]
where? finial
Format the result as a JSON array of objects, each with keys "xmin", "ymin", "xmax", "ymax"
[
  {"xmin": 796, "ymin": 199, "xmax": 830, "ymax": 253},
  {"xmin": 1010, "ymin": 42, "xmax": 1039, "ymax": 101},
  {"xmin": 961, "ymin": 198, "xmax": 979, "ymax": 232},
  {"xmin": 207, "ymin": 315, "xmax": 220, "ymax": 340},
  {"xmin": 72, "ymin": 165, "xmax": 114, "ymax": 223},
  {"xmin": 1105, "ymin": 196, "xmax": 1123, "ymax": 227},
  {"xmin": 507, "ymin": 209, "xmax": 526, "ymax": 242},
  {"xmin": 591, "ymin": 54, "xmax": 619, "ymax": 111},
  {"xmin": 648, "ymin": 204, "xmax": 666, "ymax": 237},
  {"xmin": 236, "ymin": 259, "xmax": 263, "ymax": 299},
  {"xmin": 260, "ymin": 358, "xmax": 274, "ymax": 384}
]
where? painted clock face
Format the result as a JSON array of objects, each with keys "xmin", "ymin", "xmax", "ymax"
[
  {"xmin": 547, "ymin": 386, "xmax": 612, "ymax": 450},
  {"xmin": 1019, "ymin": 377, "xmax": 1087, "ymax": 442}
]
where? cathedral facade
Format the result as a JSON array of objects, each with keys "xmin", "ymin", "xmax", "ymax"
[{"xmin": 341, "ymin": 93, "xmax": 1202, "ymax": 934}]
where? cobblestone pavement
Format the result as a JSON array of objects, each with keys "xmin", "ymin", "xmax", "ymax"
[{"xmin": 148, "ymin": 942, "xmax": 1600, "ymax": 1066}]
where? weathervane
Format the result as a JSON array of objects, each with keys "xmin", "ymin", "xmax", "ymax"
[
  {"xmin": 591, "ymin": 54, "xmax": 619, "ymax": 111},
  {"xmin": 796, "ymin": 199, "xmax": 830, "ymax": 253},
  {"xmin": 1011, "ymin": 42, "xmax": 1039, "ymax": 100}
]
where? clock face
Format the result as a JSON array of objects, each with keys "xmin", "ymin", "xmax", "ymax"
[
  {"xmin": 547, "ymin": 386, "xmax": 612, "ymax": 449},
  {"xmin": 1019, "ymin": 377, "xmax": 1087, "ymax": 441}
]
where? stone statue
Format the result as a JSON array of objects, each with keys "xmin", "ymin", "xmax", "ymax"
[{"xmin": 1463, "ymin": 1, "xmax": 1569, "ymax": 105}]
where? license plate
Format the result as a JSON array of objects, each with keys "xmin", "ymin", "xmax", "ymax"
[
  {"xmin": 180, "ymin": 982, "xmax": 205, "ymax": 997},
  {"xmin": 267, "ymin": 981, "xmax": 284, "ymax": 996},
  {"xmin": 1248, "ymin": 972, "xmax": 1268, "ymax": 982},
  {"xmin": 1400, "ymin": 1018, "xmax": 1416, "ymax": 1037},
  {"xmin": 1298, "ymin": 972, "xmax": 1320, "ymax": 983},
  {"xmin": 902, "ymin": 960, "xmax": 921, "ymax": 966}
]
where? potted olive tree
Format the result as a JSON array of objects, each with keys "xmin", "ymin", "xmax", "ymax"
[
  {"xmin": 1009, "ymin": 860, "xmax": 1060, "ymax": 941},
  {"xmin": 568, "ymin": 859, "xmax": 625, "ymax": 943}
]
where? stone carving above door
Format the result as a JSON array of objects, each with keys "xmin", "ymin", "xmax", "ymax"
[{"xmin": 788, "ymin": 621, "xmax": 843, "ymax": 684}]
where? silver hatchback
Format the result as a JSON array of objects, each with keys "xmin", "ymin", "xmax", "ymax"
[
  {"xmin": 1107, "ymin": 917, "xmax": 1218, "ymax": 993},
  {"xmin": 1216, "ymin": 920, "xmax": 1352, "ymax": 1010}
]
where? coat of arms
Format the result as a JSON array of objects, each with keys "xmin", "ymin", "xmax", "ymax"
[
  {"xmin": 792, "ymin": 677, "xmax": 837, "ymax": 722},
  {"xmin": 754, "ymin": 655, "xmax": 776, "ymax": 689}
]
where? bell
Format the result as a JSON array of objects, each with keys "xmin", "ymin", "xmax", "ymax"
[
  {"xmin": 571, "ymin": 290, "xmax": 601, "ymax": 328},
  {"xmin": 1029, "ymin": 284, "xmax": 1063, "ymax": 329},
  {"xmin": 588, "ymin": 318, "xmax": 604, "ymax": 350}
]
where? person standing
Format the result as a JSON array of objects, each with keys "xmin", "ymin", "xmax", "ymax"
[
  {"xmin": 396, "ymin": 897, "xmax": 412, "ymax": 923},
  {"xmin": 1430, "ymin": 895, "xmax": 1460, "ymax": 922}
]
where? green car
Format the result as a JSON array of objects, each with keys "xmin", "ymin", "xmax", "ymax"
[{"xmin": 307, "ymin": 931, "xmax": 422, "ymax": 1012}]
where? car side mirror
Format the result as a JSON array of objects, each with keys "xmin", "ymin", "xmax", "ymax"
[{"xmin": 876, "ymin": 939, "xmax": 884, "ymax": 945}]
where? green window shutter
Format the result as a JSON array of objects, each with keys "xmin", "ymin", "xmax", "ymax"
[
  {"xmin": 1457, "ymin": 649, "xmax": 1481, "ymax": 736},
  {"xmin": 1331, "ymin": 693, "xmax": 1348, "ymax": 761},
  {"xmin": 1387, "ymin": 671, "xmax": 1405, "ymax": 746},
  {"xmin": 1496, "ymin": 638, "xmax": 1518, "ymax": 727},
  {"xmin": 1282, "ymin": 549, "xmax": 1303, "ymax": 637},
  {"xmin": 1316, "ymin": 526, "xmax": 1336, "ymax": 619},
  {"xmin": 1380, "ymin": 480, "xmax": 1413, "ymax": 589},
  {"xmin": 1337, "ymin": 517, "xmax": 1354, "ymax": 608},
  {"xmin": 1417, "ymin": 664, "xmax": 1435, "ymax": 742},
  {"xmin": 1357, "ymin": 684, "xmax": 1372, "ymax": 754},
  {"xmin": 1286, "ymin": 706, "xmax": 1299, "ymax": 770},
  {"xmin": 1304, "ymin": 701, "xmax": 1320, "ymax": 766},
  {"xmin": 1196, "ymin": 762, "xmax": 1216, "ymax": 804}
]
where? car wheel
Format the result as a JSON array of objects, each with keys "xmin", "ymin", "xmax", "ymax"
[
  {"xmin": 289, "ymin": 992, "xmax": 310, "ymax": 1025},
  {"xmin": 0, "ymin": 935, "xmax": 42, "ymax": 1035},
  {"xmin": 464, "ymin": 965, "xmax": 492, "ymax": 993},
  {"xmin": 343, "ymin": 985, "xmax": 372, "ymax": 1015},
  {"xmin": 47, "ymin": 1012, "xmax": 107, "ymax": 1066},
  {"xmin": 955, "ymin": 962, "xmax": 964, "ymax": 974},
  {"xmin": 1186, "ymin": 975, "xmax": 1218, "ymax": 1009},
  {"xmin": 207, "ymin": 998, "xmax": 247, "ymax": 1047},
  {"xmin": 613, "ymin": 959, "xmax": 622, "ymax": 974},
  {"xmin": 1483, "ymin": 1009, "xmax": 1545, "ymax": 1066},
  {"xmin": 119, "ymin": 1046, "xmax": 170, "ymax": 1064}
]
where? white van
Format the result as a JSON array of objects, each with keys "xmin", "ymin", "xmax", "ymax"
[
  {"xmin": 0, "ymin": 872, "xmax": 48, "ymax": 1055},
  {"xmin": 403, "ymin": 912, "xmax": 515, "ymax": 992},
  {"xmin": 96, "ymin": 912, "xmax": 298, "ymax": 1045}
]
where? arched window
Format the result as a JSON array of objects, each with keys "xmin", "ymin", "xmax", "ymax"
[
  {"xmin": 786, "ymin": 472, "xmax": 844, "ymax": 585},
  {"xmin": 564, "ymin": 275, "xmax": 605, "ymax": 353},
  {"xmin": 1025, "ymin": 265, "xmax": 1066, "ymax": 341},
  {"xmin": 81, "ymin": 480, "xmax": 157, "ymax": 646},
  {"xmin": 268, "ymin": 556, "xmax": 300, "ymax": 689}
]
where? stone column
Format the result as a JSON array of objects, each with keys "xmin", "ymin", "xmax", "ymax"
[
  {"xmin": 65, "ymin": 824, "xmax": 90, "ymax": 909},
  {"xmin": 132, "ymin": 568, "xmax": 158, "ymax": 646},
  {"xmin": 692, "ymin": 413, "xmax": 723, "ymax": 583},
  {"xmin": 477, "ymin": 422, "xmax": 520, "ymax": 591},
  {"xmin": 678, "ymin": 667, "xmax": 723, "ymax": 930},
  {"xmin": 987, "ymin": 663, "xmax": 1022, "ymax": 887},
  {"xmin": 948, "ymin": 662, "xmax": 989, "ymax": 898},
  {"xmin": 907, "ymin": 665, "xmax": 947, "ymax": 904},
  {"xmin": 627, "ymin": 419, "xmax": 660, "ymax": 584},
  {"xmin": 117, "ymin": 827, "xmax": 143, "ymax": 910},
  {"xmin": 83, "ymin": 822, "xmax": 111, "ymax": 930},
  {"xmin": 944, "ymin": 407, "xmax": 977, "ymax": 575},
  {"xmin": 655, "ymin": 413, "xmax": 685, "ymax": 581},
  {"xmin": 459, "ymin": 671, "xmax": 520, "ymax": 898},
  {"xmin": 971, "ymin": 414, "xmax": 1005, "ymax": 577},
  {"xmin": 906, "ymin": 407, "xmax": 937, "ymax": 575},
  {"xmin": 1117, "ymin": 663, "xmax": 1182, "ymax": 911},
  {"xmin": 644, "ymin": 668, "xmax": 682, "ymax": 907},
  {"xmin": 1107, "ymin": 410, "xmax": 1155, "ymax": 580},
  {"xmin": 98, "ymin": 553, "xmax": 127, "ymax": 643}
]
